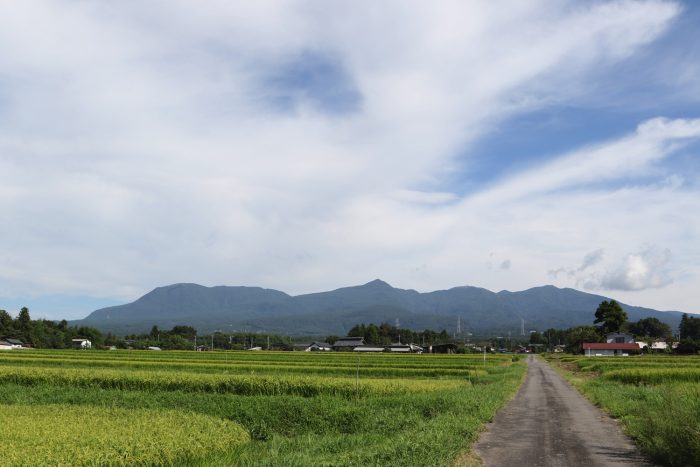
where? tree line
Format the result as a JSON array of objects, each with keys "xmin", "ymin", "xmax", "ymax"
[
  {"xmin": 342, "ymin": 322, "xmax": 452, "ymax": 346},
  {"xmin": 0, "ymin": 307, "xmax": 104, "ymax": 348}
]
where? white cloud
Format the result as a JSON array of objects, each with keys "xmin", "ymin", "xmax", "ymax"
[
  {"xmin": 0, "ymin": 1, "xmax": 698, "ymax": 317},
  {"xmin": 599, "ymin": 248, "xmax": 673, "ymax": 291}
]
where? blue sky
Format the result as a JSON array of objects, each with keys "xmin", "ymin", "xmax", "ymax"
[{"xmin": 0, "ymin": 1, "xmax": 699, "ymax": 321}]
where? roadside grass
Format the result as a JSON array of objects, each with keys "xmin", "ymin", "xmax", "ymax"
[
  {"xmin": 0, "ymin": 351, "xmax": 525, "ymax": 465},
  {"xmin": 547, "ymin": 354, "xmax": 700, "ymax": 466}
]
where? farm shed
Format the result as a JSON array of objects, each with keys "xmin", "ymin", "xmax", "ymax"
[
  {"xmin": 430, "ymin": 343, "xmax": 458, "ymax": 354},
  {"xmin": 353, "ymin": 346, "xmax": 385, "ymax": 352},
  {"xmin": 582, "ymin": 342, "xmax": 640, "ymax": 356},
  {"xmin": 388, "ymin": 343, "xmax": 423, "ymax": 353},
  {"xmin": 332, "ymin": 337, "xmax": 365, "ymax": 351},
  {"xmin": 71, "ymin": 339, "xmax": 92, "ymax": 349}
]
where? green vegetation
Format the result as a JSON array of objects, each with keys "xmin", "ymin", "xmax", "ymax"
[
  {"xmin": 0, "ymin": 404, "xmax": 249, "ymax": 466},
  {"xmin": 548, "ymin": 354, "xmax": 700, "ymax": 466},
  {"xmin": 346, "ymin": 322, "xmax": 453, "ymax": 347},
  {"xmin": 0, "ymin": 307, "xmax": 104, "ymax": 348},
  {"xmin": 594, "ymin": 299, "xmax": 627, "ymax": 334},
  {"xmin": 0, "ymin": 349, "xmax": 525, "ymax": 465}
]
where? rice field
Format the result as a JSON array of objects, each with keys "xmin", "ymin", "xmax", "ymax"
[
  {"xmin": 548, "ymin": 354, "xmax": 700, "ymax": 466},
  {"xmin": 0, "ymin": 349, "xmax": 525, "ymax": 465}
]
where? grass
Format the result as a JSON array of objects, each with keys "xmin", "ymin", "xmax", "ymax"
[
  {"xmin": 547, "ymin": 354, "xmax": 700, "ymax": 466},
  {"xmin": 0, "ymin": 350, "xmax": 525, "ymax": 465}
]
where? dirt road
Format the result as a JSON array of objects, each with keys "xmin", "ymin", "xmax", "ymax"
[{"xmin": 474, "ymin": 355, "xmax": 652, "ymax": 466}]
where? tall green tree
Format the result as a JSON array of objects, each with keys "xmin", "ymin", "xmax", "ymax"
[
  {"xmin": 594, "ymin": 300, "xmax": 627, "ymax": 335},
  {"xmin": 16, "ymin": 307, "xmax": 32, "ymax": 338},
  {"xmin": 0, "ymin": 309, "xmax": 12, "ymax": 334},
  {"xmin": 565, "ymin": 325, "xmax": 601, "ymax": 353},
  {"xmin": 680, "ymin": 313, "xmax": 700, "ymax": 340},
  {"xmin": 628, "ymin": 317, "xmax": 671, "ymax": 339}
]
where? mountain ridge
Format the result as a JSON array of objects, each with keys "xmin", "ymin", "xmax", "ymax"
[{"xmin": 72, "ymin": 280, "xmax": 685, "ymax": 336}]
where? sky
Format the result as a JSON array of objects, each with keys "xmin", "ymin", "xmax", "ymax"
[{"xmin": 1, "ymin": 1, "xmax": 699, "ymax": 321}]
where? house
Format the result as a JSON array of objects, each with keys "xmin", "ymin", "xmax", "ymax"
[
  {"xmin": 353, "ymin": 345, "xmax": 385, "ymax": 352},
  {"xmin": 388, "ymin": 343, "xmax": 423, "ymax": 353},
  {"xmin": 71, "ymin": 338, "xmax": 92, "ymax": 349},
  {"xmin": 293, "ymin": 343, "xmax": 312, "ymax": 351},
  {"xmin": 332, "ymin": 337, "xmax": 365, "ymax": 351},
  {"xmin": 605, "ymin": 332, "xmax": 634, "ymax": 344},
  {"xmin": 5, "ymin": 338, "xmax": 26, "ymax": 349},
  {"xmin": 582, "ymin": 342, "xmax": 640, "ymax": 356},
  {"xmin": 0, "ymin": 340, "xmax": 13, "ymax": 350}
]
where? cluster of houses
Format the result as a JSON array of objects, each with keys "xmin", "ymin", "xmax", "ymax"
[
  {"xmin": 0, "ymin": 338, "xmax": 92, "ymax": 350},
  {"xmin": 272, "ymin": 337, "xmax": 429, "ymax": 353},
  {"xmin": 582, "ymin": 332, "xmax": 677, "ymax": 357}
]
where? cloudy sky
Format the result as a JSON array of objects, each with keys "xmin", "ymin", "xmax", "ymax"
[{"xmin": 1, "ymin": 1, "xmax": 699, "ymax": 320}]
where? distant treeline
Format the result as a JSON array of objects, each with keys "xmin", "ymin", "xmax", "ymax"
[
  {"xmin": 120, "ymin": 325, "xmax": 293, "ymax": 350},
  {"xmin": 0, "ymin": 307, "xmax": 104, "ymax": 348},
  {"xmin": 341, "ymin": 323, "xmax": 452, "ymax": 346}
]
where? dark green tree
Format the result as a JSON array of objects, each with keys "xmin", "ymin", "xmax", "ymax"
[
  {"xmin": 628, "ymin": 317, "xmax": 672, "ymax": 339},
  {"xmin": 565, "ymin": 325, "xmax": 601, "ymax": 353},
  {"xmin": 0, "ymin": 309, "xmax": 12, "ymax": 333},
  {"xmin": 594, "ymin": 300, "xmax": 627, "ymax": 334},
  {"xmin": 680, "ymin": 313, "xmax": 700, "ymax": 341},
  {"xmin": 16, "ymin": 306, "xmax": 32, "ymax": 339}
]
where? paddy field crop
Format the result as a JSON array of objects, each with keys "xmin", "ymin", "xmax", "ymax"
[{"xmin": 0, "ymin": 349, "xmax": 525, "ymax": 466}]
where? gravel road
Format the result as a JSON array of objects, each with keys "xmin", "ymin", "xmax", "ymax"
[{"xmin": 474, "ymin": 355, "xmax": 652, "ymax": 466}]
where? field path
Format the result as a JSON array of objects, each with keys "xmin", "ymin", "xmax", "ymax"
[{"xmin": 474, "ymin": 355, "xmax": 652, "ymax": 466}]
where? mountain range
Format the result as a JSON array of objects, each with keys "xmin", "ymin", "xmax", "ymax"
[{"xmin": 72, "ymin": 280, "xmax": 684, "ymax": 337}]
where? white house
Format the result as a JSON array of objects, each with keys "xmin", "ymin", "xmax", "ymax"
[
  {"xmin": 605, "ymin": 332, "xmax": 635, "ymax": 344},
  {"xmin": 635, "ymin": 340, "xmax": 678, "ymax": 351},
  {"xmin": 71, "ymin": 338, "xmax": 92, "ymax": 349},
  {"xmin": 0, "ymin": 340, "xmax": 13, "ymax": 350}
]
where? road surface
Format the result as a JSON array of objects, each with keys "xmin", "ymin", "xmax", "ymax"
[{"xmin": 474, "ymin": 355, "xmax": 652, "ymax": 466}]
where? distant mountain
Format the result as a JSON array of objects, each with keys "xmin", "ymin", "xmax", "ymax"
[{"xmin": 72, "ymin": 280, "xmax": 685, "ymax": 336}]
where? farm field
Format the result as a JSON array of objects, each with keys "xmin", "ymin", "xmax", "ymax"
[
  {"xmin": 547, "ymin": 354, "xmax": 700, "ymax": 466},
  {"xmin": 0, "ymin": 349, "xmax": 525, "ymax": 466}
]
